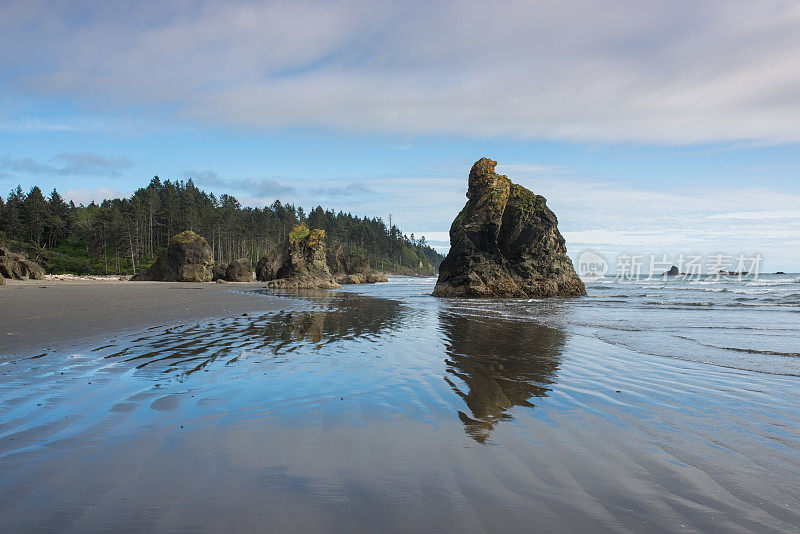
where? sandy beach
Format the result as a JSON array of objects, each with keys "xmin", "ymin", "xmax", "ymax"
[
  {"xmin": 0, "ymin": 278, "xmax": 293, "ymax": 358},
  {"xmin": 1, "ymin": 277, "xmax": 799, "ymax": 532}
]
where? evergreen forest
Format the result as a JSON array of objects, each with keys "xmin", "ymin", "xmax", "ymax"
[{"xmin": 0, "ymin": 178, "xmax": 444, "ymax": 276}]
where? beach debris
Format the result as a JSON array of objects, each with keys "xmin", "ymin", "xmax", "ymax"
[
  {"xmin": 433, "ymin": 158, "xmax": 586, "ymax": 298},
  {"xmin": 130, "ymin": 230, "xmax": 213, "ymax": 282}
]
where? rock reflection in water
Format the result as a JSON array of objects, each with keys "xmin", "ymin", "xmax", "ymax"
[
  {"xmin": 439, "ymin": 308, "xmax": 566, "ymax": 443},
  {"xmin": 102, "ymin": 292, "xmax": 405, "ymax": 376},
  {"xmin": 272, "ymin": 292, "xmax": 406, "ymax": 347}
]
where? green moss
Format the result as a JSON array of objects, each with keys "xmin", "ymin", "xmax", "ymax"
[
  {"xmin": 289, "ymin": 225, "xmax": 311, "ymax": 245},
  {"xmin": 451, "ymin": 207, "xmax": 468, "ymax": 231},
  {"xmin": 170, "ymin": 230, "xmax": 205, "ymax": 245},
  {"xmin": 306, "ymin": 229, "xmax": 325, "ymax": 247},
  {"xmin": 288, "ymin": 225, "xmax": 325, "ymax": 248},
  {"xmin": 509, "ymin": 184, "xmax": 546, "ymax": 213}
]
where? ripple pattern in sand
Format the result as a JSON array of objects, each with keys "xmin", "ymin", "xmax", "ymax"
[{"xmin": 1, "ymin": 288, "xmax": 799, "ymax": 532}]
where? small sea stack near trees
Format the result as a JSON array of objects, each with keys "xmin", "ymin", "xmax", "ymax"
[
  {"xmin": 224, "ymin": 258, "xmax": 255, "ymax": 282},
  {"xmin": 256, "ymin": 225, "xmax": 339, "ymax": 289},
  {"xmin": 130, "ymin": 230, "xmax": 213, "ymax": 282},
  {"xmin": 326, "ymin": 244, "xmax": 389, "ymax": 284},
  {"xmin": 0, "ymin": 247, "xmax": 45, "ymax": 281},
  {"xmin": 433, "ymin": 158, "xmax": 586, "ymax": 298}
]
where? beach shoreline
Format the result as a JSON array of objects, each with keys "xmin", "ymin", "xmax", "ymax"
[
  {"xmin": 1, "ymin": 277, "xmax": 799, "ymax": 532},
  {"xmin": 0, "ymin": 278, "xmax": 294, "ymax": 359}
]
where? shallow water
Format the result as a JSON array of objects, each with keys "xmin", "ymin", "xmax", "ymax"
[{"xmin": 1, "ymin": 278, "xmax": 799, "ymax": 532}]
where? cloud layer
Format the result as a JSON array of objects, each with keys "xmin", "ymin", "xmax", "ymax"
[
  {"xmin": 186, "ymin": 170, "xmax": 296, "ymax": 197},
  {"xmin": 1, "ymin": 153, "xmax": 133, "ymax": 177},
  {"xmin": 2, "ymin": 0, "xmax": 800, "ymax": 143}
]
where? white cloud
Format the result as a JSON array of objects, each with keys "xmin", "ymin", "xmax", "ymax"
[
  {"xmin": 707, "ymin": 210, "xmax": 800, "ymax": 220},
  {"xmin": 63, "ymin": 187, "xmax": 126, "ymax": 206},
  {"xmin": 3, "ymin": 0, "xmax": 800, "ymax": 143},
  {"xmin": 0, "ymin": 153, "xmax": 133, "ymax": 177},
  {"xmin": 398, "ymin": 163, "xmax": 800, "ymax": 268}
]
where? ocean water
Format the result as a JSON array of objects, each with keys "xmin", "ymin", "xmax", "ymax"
[
  {"xmin": 1, "ymin": 276, "xmax": 799, "ymax": 532},
  {"xmin": 418, "ymin": 273, "xmax": 800, "ymax": 376}
]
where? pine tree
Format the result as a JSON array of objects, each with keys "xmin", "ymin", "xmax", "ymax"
[{"xmin": 23, "ymin": 186, "xmax": 49, "ymax": 247}]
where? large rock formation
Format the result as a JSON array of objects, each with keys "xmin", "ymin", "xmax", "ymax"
[
  {"xmin": 212, "ymin": 263, "xmax": 228, "ymax": 281},
  {"xmin": 0, "ymin": 247, "xmax": 45, "ymax": 280},
  {"xmin": 256, "ymin": 225, "xmax": 339, "ymax": 289},
  {"xmin": 326, "ymin": 244, "xmax": 388, "ymax": 284},
  {"xmin": 433, "ymin": 158, "xmax": 586, "ymax": 298},
  {"xmin": 131, "ymin": 231, "xmax": 213, "ymax": 282},
  {"xmin": 225, "ymin": 258, "xmax": 255, "ymax": 282}
]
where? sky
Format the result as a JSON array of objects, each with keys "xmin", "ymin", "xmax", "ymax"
[{"xmin": 1, "ymin": 0, "xmax": 799, "ymax": 271}]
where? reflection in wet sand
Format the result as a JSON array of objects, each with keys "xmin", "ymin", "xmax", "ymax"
[
  {"xmin": 3, "ymin": 282, "xmax": 800, "ymax": 532},
  {"xmin": 439, "ymin": 308, "xmax": 565, "ymax": 442},
  {"xmin": 101, "ymin": 292, "xmax": 406, "ymax": 376}
]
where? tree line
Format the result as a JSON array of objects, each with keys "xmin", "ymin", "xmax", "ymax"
[{"xmin": 0, "ymin": 178, "xmax": 444, "ymax": 275}]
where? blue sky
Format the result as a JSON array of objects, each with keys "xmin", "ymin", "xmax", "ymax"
[{"xmin": 2, "ymin": 0, "xmax": 800, "ymax": 270}]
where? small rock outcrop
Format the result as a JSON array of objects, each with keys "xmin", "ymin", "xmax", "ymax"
[
  {"xmin": 212, "ymin": 263, "xmax": 228, "ymax": 281},
  {"xmin": 326, "ymin": 244, "xmax": 388, "ymax": 284},
  {"xmin": 364, "ymin": 271, "xmax": 389, "ymax": 283},
  {"xmin": 225, "ymin": 258, "xmax": 255, "ymax": 282},
  {"xmin": 256, "ymin": 225, "xmax": 339, "ymax": 289},
  {"xmin": 0, "ymin": 247, "xmax": 45, "ymax": 280},
  {"xmin": 433, "ymin": 158, "xmax": 586, "ymax": 298},
  {"xmin": 663, "ymin": 265, "xmax": 680, "ymax": 276},
  {"xmin": 131, "ymin": 231, "xmax": 213, "ymax": 282}
]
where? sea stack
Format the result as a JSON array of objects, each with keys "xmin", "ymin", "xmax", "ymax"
[
  {"xmin": 256, "ymin": 225, "xmax": 339, "ymax": 289},
  {"xmin": 433, "ymin": 158, "xmax": 586, "ymax": 298},
  {"xmin": 326, "ymin": 244, "xmax": 389, "ymax": 284},
  {"xmin": 130, "ymin": 230, "xmax": 213, "ymax": 282},
  {"xmin": 663, "ymin": 265, "xmax": 680, "ymax": 276},
  {"xmin": 0, "ymin": 247, "xmax": 45, "ymax": 280},
  {"xmin": 225, "ymin": 258, "xmax": 255, "ymax": 282}
]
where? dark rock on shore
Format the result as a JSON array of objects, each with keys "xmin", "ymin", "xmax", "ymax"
[
  {"xmin": 663, "ymin": 265, "xmax": 680, "ymax": 276},
  {"xmin": 256, "ymin": 225, "xmax": 339, "ymax": 289},
  {"xmin": 130, "ymin": 231, "xmax": 213, "ymax": 282},
  {"xmin": 0, "ymin": 247, "xmax": 45, "ymax": 280},
  {"xmin": 365, "ymin": 272, "xmax": 389, "ymax": 283},
  {"xmin": 326, "ymin": 244, "xmax": 387, "ymax": 284},
  {"xmin": 212, "ymin": 263, "xmax": 228, "ymax": 281},
  {"xmin": 225, "ymin": 258, "xmax": 255, "ymax": 282},
  {"xmin": 433, "ymin": 158, "xmax": 586, "ymax": 298}
]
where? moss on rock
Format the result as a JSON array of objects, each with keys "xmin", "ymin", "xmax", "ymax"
[
  {"xmin": 170, "ymin": 230, "xmax": 207, "ymax": 246},
  {"xmin": 433, "ymin": 157, "xmax": 585, "ymax": 298},
  {"xmin": 288, "ymin": 225, "xmax": 311, "ymax": 245}
]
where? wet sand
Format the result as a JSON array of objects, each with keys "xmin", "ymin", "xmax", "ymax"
[
  {"xmin": 0, "ymin": 279, "xmax": 293, "ymax": 358},
  {"xmin": 1, "ymin": 280, "xmax": 799, "ymax": 532}
]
